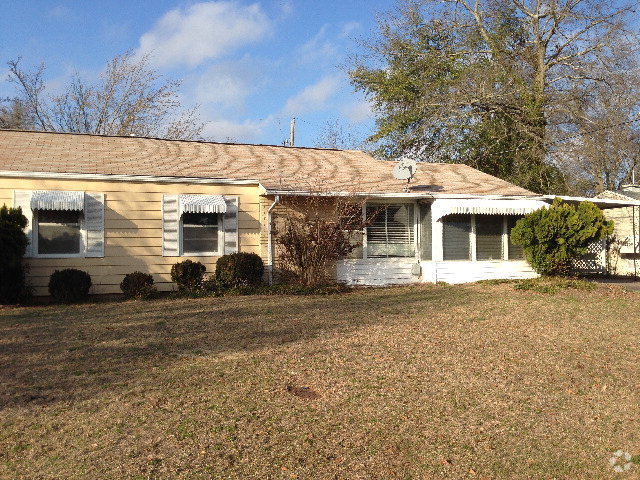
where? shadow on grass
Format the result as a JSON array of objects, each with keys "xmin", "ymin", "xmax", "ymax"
[{"xmin": 0, "ymin": 285, "xmax": 472, "ymax": 409}]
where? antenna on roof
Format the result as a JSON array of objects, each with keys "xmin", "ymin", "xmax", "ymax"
[
  {"xmin": 393, "ymin": 157, "xmax": 418, "ymax": 192},
  {"xmin": 289, "ymin": 117, "xmax": 296, "ymax": 147}
]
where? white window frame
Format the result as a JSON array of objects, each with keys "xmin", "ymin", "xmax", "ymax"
[
  {"xmin": 179, "ymin": 213, "xmax": 224, "ymax": 257},
  {"xmin": 33, "ymin": 209, "xmax": 87, "ymax": 259}
]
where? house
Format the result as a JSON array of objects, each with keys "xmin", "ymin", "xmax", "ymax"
[
  {"xmin": 596, "ymin": 186, "xmax": 640, "ymax": 277},
  {"xmin": 0, "ymin": 129, "xmax": 636, "ymax": 295}
]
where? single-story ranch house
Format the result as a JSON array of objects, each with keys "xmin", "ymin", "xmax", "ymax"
[{"xmin": 0, "ymin": 129, "xmax": 637, "ymax": 295}]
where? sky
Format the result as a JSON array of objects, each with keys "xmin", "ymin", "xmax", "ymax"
[{"xmin": 0, "ymin": 0, "xmax": 396, "ymax": 147}]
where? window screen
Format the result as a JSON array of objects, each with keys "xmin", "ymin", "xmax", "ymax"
[
  {"xmin": 37, "ymin": 210, "xmax": 81, "ymax": 255},
  {"xmin": 419, "ymin": 203, "xmax": 432, "ymax": 261},
  {"xmin": 182, "ymin": 213, "xmax": 220, "ymax": 254},
  {"xmin": 507, "ymin": 216, "xmax": 525, "ymax": 260},
  {"xmin": 366, "ymin": 204, "xmax": 415, "ymax": 258},
  {"xmin": 442, "ymin": 214, "xmax": 471, "ymax": 260},
  {"xmin": 476, "ymin": 215, "xmax": 504, "ymax": 260}
]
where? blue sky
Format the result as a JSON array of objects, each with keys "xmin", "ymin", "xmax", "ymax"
[{"xmin": 0, "ymin": 1, "xmax": 395, "ymax": 146}]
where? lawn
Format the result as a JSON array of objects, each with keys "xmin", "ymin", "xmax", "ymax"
[{"xmin": 0, "ymin": 282, "xmax": 639, "ymax": 479}]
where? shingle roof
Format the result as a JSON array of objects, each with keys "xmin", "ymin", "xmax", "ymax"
[{"xmin": 0, "ymin": 129, "xmax": 534, "ymax": 196}]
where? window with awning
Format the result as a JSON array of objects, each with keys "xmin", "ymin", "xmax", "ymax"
[{"xmin": 13, "ymin": 190, "xmax": 105, "ymax": 258}]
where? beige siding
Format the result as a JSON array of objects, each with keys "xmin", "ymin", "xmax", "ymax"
[
  {"xmin": 0, "ymin": 177, "xmax": 262, "ymax": 295},
  {"xmin": 596, "ymin": 191, "xmax": 640, "ymax": 276}
]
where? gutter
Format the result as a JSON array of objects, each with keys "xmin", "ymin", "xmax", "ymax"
[
  {"xmin": 267, "ymin": 195, "xmax": 280, "ymax": 286},
  {"xmin": 0, "ymin": 170, "xmax": 261, "ymax": 186}
]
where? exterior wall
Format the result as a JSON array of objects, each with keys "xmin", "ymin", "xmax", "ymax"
[
  {"xmin": 337, "ymin": 259, "xmax": 537, "ymax": 285},
  {"xmin": 337, "ymin": 259, "xmax": 420, "ymax": 285},
  {"xmin": 597, "ymin": 191, "xmax": 640, "ymax": 276},
  {"xmin": 424, "ymin": 260, "xmax": 537, "ymax": 284},
  {"xmin": 0, "ymin": 177, "xmax": 262, "ymax": 295}
]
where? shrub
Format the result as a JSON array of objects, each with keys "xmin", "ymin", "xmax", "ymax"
[
  {"xmin": 511, "ymin": 198, "xmax": 614, "ymax": 276},
  {"xmin": 215, "ymin": 252, "xmax": 264, "ymax": 288},
  {"xmin": 0, "ymin": 205, "xmax": 30, "ymax": 304},
  {"xmin": 170, "ymin": 260, "xmax": 206, "ymax": 292},
  {"xmin": 48, "ymin": 269, "xmax": 92, "ymax": 303},
  {"xmin": 201, "ymin": 275, "xmax": 224, "ymax": 296},
  {"xmin": 273, "ymin": 197, "xmax": 374, "ymax": 285},
  {"xmin": 120, "ymin": 271, "xmax": 157, "ymax": 299}
]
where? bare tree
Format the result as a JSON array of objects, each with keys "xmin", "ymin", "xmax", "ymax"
[
  {"xmin": 555, "ymin": 44, "xmax": 640, "ymax": 194},
  {"xmin": 314, "ymin": 118, "xmax": 368, "ymax": 150},
  {"xmin": 6, "ymin": 51, "xmax": 204, "ymax": 140}
]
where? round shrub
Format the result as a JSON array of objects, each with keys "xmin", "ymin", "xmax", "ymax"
[
  {"xmin": 48, "ymin": 269, "xmax": 92, "ymax": 303},
  {"xmin": 215, "ymin": 252, "xmax": 264, "ymax": 288},
  {"xmin": 511, "ymin": 198, "xmax": 614, "ymax": 276},
  {"xmin": 170, "ymin": 260, "xmax": 206, "ymax": 292},
  {"xmin": 120, "ymin": 271, "xmax": 156, "ymax": 299}
]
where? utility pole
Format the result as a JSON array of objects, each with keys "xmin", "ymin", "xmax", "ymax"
[{"xmin": 289, "ymin": 117, "xmax": 296, "ymax": 147}]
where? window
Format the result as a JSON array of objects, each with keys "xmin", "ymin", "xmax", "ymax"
[
  {"xmin": 443, "ymin": 214, "xmax": 471, "ymax": 260},
  {"xmin": 182, "ymin": 212, "xmax": 222, "ymax": 255},
  {"xmin": 419, "ymin": 203, "xmax": 432, "ymax": 261},
  {"xmin": 36, "ymin": 210, "xmax": 82, "ymax": 255},
  {"xmin": 476, "ymin": 215, "xmax": 504, "ymax": 260},
  {"xmin": 366, "ymin": 204, "xmax": 415, "ymax": 258},
  {"xmin": 507, "ymin": 216, "xmax": 525, "ymax": 260}
]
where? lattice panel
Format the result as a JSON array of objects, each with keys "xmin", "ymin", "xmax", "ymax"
[{"xmin": 572, "ymin": 239, "xmax": 607, "ymax": 274}]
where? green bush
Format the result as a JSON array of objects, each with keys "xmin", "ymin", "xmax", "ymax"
[
  {"xmin": 215, "ymin": 252, "xmax": 264, "ymax": 288},
  {"xmin": 48, "ymin": 269, "xmax": 92, "ymax": 303},
  {"xmin": 0, "ymin": 205, "xmax": 30, "ymax": 304},
  {"xmin": 514, "ymin": 277, "xmax": 596, "ymax": 294},
  {"xmin": 170, "ymin": 260, "xmax": 206, "ymax": 292},
  {"xmin": 511, "ymin": 198, "xmax": 614, "ymax": 276},
  {"xmin": 120, "ymin": 271, "xmax": 157, "ymax": 299}
]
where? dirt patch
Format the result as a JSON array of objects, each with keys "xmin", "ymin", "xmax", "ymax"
[{"xmin": 286, "ymin": 385, "xmax": 321, "ymax": 400}]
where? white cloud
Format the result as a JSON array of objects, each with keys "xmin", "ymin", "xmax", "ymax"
[
  {"xmin": 282, "ymin": 75, "xmax": 341, "ymax": 116},
  {"xmin": 297, "ymin": 25, "xmax": 337, "ymax": 64},
  {"xmin": 194, "ymin": 56, "xmax": 263, "ymax": 110},
  {"xmin": 340, "ymin": 21, "xmax": 361, "ymax": 38},
  {"xmin": 203, "ymin": 117, "xmax": 271, "ymax": 143},
  {"xmin": 342, "ymin": 99, "xmax": 373, "ymax": 124},
  {"xmin": 136, "ymin": 1, "xmax": 271, "ymax": 69}
]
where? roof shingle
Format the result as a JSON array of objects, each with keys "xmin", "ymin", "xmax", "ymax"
[{"xmin": 0, "ymin": 130, "xmax": 533, "ymax": 196}]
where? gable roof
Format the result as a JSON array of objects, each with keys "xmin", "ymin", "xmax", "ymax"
[{"xmin": 0, "ymin": 129, "xmax": 534, "ymax": 196}]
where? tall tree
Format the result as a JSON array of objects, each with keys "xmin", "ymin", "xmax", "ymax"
[
  {"xmin": 6, "ymin": 51, "xmax": 204, "ymax": 140},
  {"xmin": 350, "ymin": 0, "xmax": 638, "ymax": 193}
]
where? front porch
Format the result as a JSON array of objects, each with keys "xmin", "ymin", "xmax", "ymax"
[{"xmin": 337, "ymin": 197, "xmax": 545, "ymax": 286}]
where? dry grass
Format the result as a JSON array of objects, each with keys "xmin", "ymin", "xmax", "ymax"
[{"xmin": 0, "ymin": 283, "xmax": 639, "ymax": 479}]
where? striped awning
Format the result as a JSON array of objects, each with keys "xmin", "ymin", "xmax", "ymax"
[
  {"xmin": 179, "ymin": 194, "xmax": 227, "ymax": 215},
  {"xmin": 31, "ymin": 190, "xmax": 84, "ymax": 211},
  {"xmin": 432, "ymin": 198, "xmax": 548, "ymax": 221}
]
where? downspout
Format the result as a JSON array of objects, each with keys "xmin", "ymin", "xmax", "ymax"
[{"xmin": 267, "ymin": 195, "xmax": 280, "ymax": 285}]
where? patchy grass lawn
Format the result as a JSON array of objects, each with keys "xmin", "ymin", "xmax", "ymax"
[{"xmin": 0, "ymin": 283, "xmax": 638, "ymax": 479}]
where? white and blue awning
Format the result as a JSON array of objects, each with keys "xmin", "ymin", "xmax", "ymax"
[
  {"xmin": 31, "ymin": 190, "xmax": 84, "ymax": 211},
  {"xmin": 432, "ymin": 198, "xmax": 548, "ymax": 221},
  {"xmin": 179, "ymin": 194, "xmax": 227, "ymax": 215}
]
